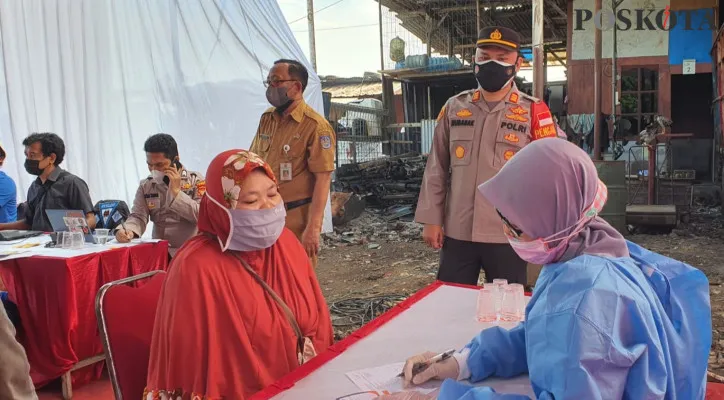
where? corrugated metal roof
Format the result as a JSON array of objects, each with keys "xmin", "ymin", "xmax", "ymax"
[
  {"xmin": 322, "ymin": 81, "xmax": 402, "ymax": 99},
  {"xmin": 377, "ymin": 0, "xmax": 568, "ymax": 53}
]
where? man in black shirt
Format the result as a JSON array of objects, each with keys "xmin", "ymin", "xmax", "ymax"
[{"xmin": 0, "ymin": 133, "xmax": 95, "ymax": 232}]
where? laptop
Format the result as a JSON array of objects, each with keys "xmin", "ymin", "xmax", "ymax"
[
  {"xmin": 0, "ymin": 230, "xmax": 43, "ymax": 241},
  {"xmin": 45, "ymin": 209, "xmax": 94, "ymax": 243}
]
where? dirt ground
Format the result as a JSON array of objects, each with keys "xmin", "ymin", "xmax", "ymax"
[{"xmin": 318, "ymin": 207, "xmax": 724, "ymax": 372}]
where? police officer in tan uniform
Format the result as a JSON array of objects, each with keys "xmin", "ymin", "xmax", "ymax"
[
  {"xmin": 416, "ymin": 26, "xmax": 567, "ymax": 285},
  {"xmin": 115, "ymin": 134, "xmax": 205, "ymax": 257},
  {"xmin": 250, "ymin": 59, "xmax": 335, "ymax": 268}
]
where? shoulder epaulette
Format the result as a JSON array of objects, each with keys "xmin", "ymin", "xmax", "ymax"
[{"xmin": 519, "ymin": 92, "xmax": 541, "ymax": 103}]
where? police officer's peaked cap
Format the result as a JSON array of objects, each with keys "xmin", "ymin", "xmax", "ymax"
[{"xmin": 476, "ymin": 26, "xmax": 521, "ymax": 52}]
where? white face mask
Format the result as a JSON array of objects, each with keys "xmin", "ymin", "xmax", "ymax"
[{"xmin": 150, "ymin": 170, "xmax": 165, "ymax": 185}]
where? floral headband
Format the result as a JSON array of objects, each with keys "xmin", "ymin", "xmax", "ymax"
[{"xmin": 218, "ymin": 151, "xmax": 276, "ymax": 209}]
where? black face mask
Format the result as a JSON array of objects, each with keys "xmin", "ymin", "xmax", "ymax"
[
  {"xmin": 24, "ymin": 158, "xmax": 46, "ymax": 176},
  {"xmin": 475, "ymin": 60, "xmax": 516, "ymax": 93},
  {"xmin": 266, "ymin": 85, "xmax": 293, "ymax": 114}
]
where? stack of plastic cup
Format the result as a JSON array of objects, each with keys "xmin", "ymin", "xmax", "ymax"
[
  {"xmin": 61, "ymin": 232, "xmax": 73, "ymax": 249},
  {"xmin": 476, "ymin": 286, "xmax": 498, "ymax": 322},
  {"xmin": 500, "ymin": 283, "xmax": 525, "ymax": 322},
  {"xmin": 70, "ymin": 231, "xmax": 85, "ymax": 249},
  {"xmin": 492, "ymin": 279, "xmax": 508, "ymax": 315}
]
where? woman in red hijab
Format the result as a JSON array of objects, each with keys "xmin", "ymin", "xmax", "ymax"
[{"xmin": 145, "ymin": 149, "xmax": 333, "ymax": 399}]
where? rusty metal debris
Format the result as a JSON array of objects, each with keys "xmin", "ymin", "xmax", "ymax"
[{"xmin": 333, "ymin": 152, "xmax": 427, "ymax": 218}]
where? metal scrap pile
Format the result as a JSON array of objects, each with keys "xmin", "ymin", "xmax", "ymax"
[{"xmin": 333, "ymin": 152, "xmax": 427, "ymax": 219}]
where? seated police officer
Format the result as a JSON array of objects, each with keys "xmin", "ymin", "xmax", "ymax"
[
  {"xmin": 0, "ymin": 132, "xmax": 95, "ymax": 232},
  {"xmin": 115, "ymin": 134, "xmax": 205, "ymax": 257}
]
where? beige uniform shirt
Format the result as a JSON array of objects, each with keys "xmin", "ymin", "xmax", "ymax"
[
  {"xmin": 415, "ymin": 85, "xmax": 567, "ymax": 244},
  {"xmin": 250, "ymin": 101, "xmax": 336, "ymax": 238},
  {"xmin": 124, "ymin": 169, "xmax": 205, "ymax": 255},
  {"xmin": 0, "ymin": 306, "xmax": 37, "ymax": 400}
]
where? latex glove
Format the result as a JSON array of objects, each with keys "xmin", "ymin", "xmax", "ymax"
[
  {"xmin": 403, "ymin": 351, "xmax": 460, "ymax": 386},
  {"xmin": 376, "ymin": 389, "xmax": 439, "ymax": 400}
]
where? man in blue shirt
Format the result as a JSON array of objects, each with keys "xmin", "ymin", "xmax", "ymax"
[{"xmin": 0, "ymin": 143, "xmax": 17, "ymax": 223}]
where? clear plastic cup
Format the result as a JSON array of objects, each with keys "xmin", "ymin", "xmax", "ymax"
[
  {"xmin": 70, "ymin": 231, "xmax": 85, "ymax": 249},
  {"xmin": 476, "ymin": 287, "xmax": 498, "ymax": 322},
  {"xmin": 492, "ymin": 279, "xmax": 508, "ymax": 313},
  {"xmin": 94, "ymin": 229, "xmax": 109, "ymax": 245},
  {"xmin": 500, "ymin": 283, "xmax": 525, "ymax": 322},
  {"xmin": 61, "ymin": 232, "xmax": 73, "ymax": 249}
]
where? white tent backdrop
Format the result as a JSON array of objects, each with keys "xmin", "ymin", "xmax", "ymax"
[{"xmin": 0, "ymin": 0, "xmax": 332, "ymax": 233}]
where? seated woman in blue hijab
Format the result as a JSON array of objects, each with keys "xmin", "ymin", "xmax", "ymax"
[{"xmin": 381, "ymin": 139, "xmax": 711, "ymax": 399}]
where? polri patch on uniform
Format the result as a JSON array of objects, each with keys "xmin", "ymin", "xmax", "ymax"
[
  {"xmin": 320, "ymin": 135, "xmax": 332, "ymax": 149},
  {"xmin": 451, "ymin": 119, "xmax": 474, "ymax": 127},
  {"xmin": 471, "ymin": 90, "xmax": 481, "ymax": 102},
  {"xmin": 456, "ymin": 109, "xmax": 473, "ymax": 118},
  {"xmin": 509, "ymin": 92, "xmax": 519, "ymax": 103},
  {"xmin": 500, "ymin": 121, "xmax": 527, "ymax": 133},
  {"xmin": 504, "ymin": 149, "xmax": 516, "ymax": 161},
  {"xmin": 504, "ymin": 133, "xmax": 520, "ymax": 143}
]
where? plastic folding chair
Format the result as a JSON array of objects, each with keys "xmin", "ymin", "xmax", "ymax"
[{"xmin": 95, "ymin": 270, "xmax": 166, "ymax": 400}]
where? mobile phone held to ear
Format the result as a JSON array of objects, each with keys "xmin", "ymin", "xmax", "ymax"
[{"xmin": 163, "ymin": 160, "xmax": 182, "ymax": 185}]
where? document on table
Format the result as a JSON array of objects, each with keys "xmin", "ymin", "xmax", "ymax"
[
  {"xmin": 344, "ymin": 363, "xmax": 536, "ymax": 399},
  {"xmin": 345, "ymin": 362, "xmax": 439, "ymax": 395}
]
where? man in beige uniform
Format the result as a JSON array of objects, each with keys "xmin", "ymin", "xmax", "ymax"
[
  {"xmin": 416, "ymin": 26, "xmax": 566, "ymax": 285},
  {"xmin": 250, "ymin": 59, "xmax": 335, "ymax": 268},
  {"xmin": 0, "ymin": 305, "xmax": 36, "ymax": 400},
  {"xmin": 115, "ymin": 134, "xmax": 205, "ymax": 258}
]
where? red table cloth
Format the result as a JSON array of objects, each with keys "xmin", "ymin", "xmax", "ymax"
[{"xmin": 0, "ymin": 241, "xmax": 169, "ymax": 387}]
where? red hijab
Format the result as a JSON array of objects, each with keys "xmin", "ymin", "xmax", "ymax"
[
  {"xmin": 146, "ymin": 149, "xmax": 333, "ymax": 399},
  {"xmin": 198, "ymin": 149, "xmax": 277, "ymax": 251}
]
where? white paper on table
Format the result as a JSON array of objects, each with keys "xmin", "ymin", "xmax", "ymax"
[
  {"xmin": 0, "ymin": 249, "xmax": 34, "ymax": 261},
  {"xmin": 345, "ymin": 362, "xmax": 439, "ymax": 396},
  {"xmin": 134, "ymin": 238, "xmax": 162, "ymax": 243}
]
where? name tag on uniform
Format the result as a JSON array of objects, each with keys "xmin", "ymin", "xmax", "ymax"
[{"xmin": 280, "ymin": 163, "xmax": 293, "ymax": 181}]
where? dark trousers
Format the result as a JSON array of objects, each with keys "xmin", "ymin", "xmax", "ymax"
[
  {"xmin": 438, "ymin": 237, "xmax": 527, "ymax": 286},
  {"xmin": 1, "ymin": 297, "xmax": 20, "ymax": 328}
]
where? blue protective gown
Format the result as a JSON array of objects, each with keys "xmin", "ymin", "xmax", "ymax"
[{"xmin": 438, "ymin": 241, "xmax": 711, "ymax": 400}]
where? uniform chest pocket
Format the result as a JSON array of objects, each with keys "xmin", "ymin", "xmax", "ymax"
[
  {"xmin": 493, "ymin": 127, "xmax": 529, "ymax": 168},
  {"xmin": 449, "ymin": 127, "xmax": 474, "ymax": 167},
  {"xmin": 257, "ymin": 135, "xmax": 273, "ymax": 154},
  {"xmin": 281, "ymin": 135, "xmax": 307, "ymax": 160}
]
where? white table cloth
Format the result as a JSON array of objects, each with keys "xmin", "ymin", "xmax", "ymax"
[
  {"xmin": 0, "ymin": 234, "xmax": 162, "ymax": 260},
  {"xmin": 258, "ymin": 282, "xmax": 534, "ymax": 400}
]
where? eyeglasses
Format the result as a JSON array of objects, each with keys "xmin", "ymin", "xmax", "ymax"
[
  {"xmin": 496, "ymin": 209, "xmax": 522, "ymax": 239},
  {"xmin": 263, "ymin": 78, "xmax": 297, "ymax": 88}
]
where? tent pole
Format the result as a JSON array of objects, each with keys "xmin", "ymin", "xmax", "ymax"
[
  {"xmin": 379, "ymin": 0, "xmax": 384, "ymax": 71},
  {"xmin": 593, "ymin": 0, "xmax": 602, "ymax": 160},
  {"xmin": 532, "ymin": 0, "xmax": 544, "ymax": 98},
  {"xmin": 307, "ymin": 0, "xmax": 317, "ymax": 71}
]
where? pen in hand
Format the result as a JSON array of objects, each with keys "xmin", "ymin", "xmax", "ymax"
[{"xmin": 397, "ymin": 349, "xmax": 456, "ymax": 379}]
